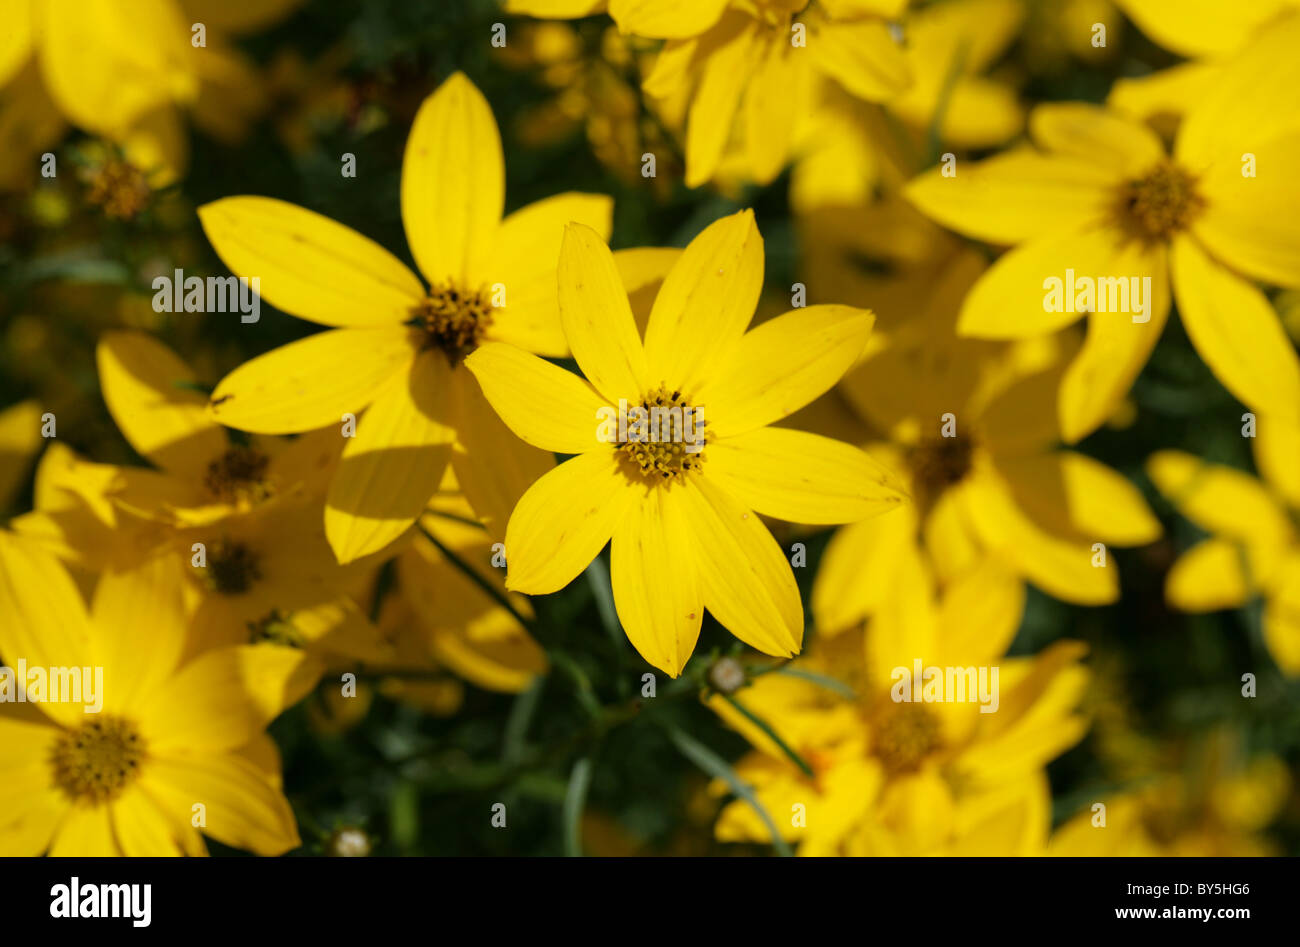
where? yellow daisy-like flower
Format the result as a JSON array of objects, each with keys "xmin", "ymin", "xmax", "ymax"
[
  {"xmin": 906, "ymin": 14, "xmax": 1300, "ymax": 442},
  {"xmin": 465, "ymin": 209, "xmax": 905, "ymax": 676},
  {"xmin": 199, "ymin": 72, "xmax": 614, "ymax": 563},
  {"xmin": 1147, "ymin": 425, "xmax": 1300, "ymax": 674},
  {"xmin": 811, "ymin": 247, "xmax": 1159, "ymax": 627},
  {"xmin": 709, "ymin": 559, "xmax": 1089, "ymax": 855},
  {"xmin": 512, "ymin": 0, "xmax": 913, "ymax": 187},
  {"xmin": 0, "ymin": 533, "xmax": 313, "ymax": 856}
]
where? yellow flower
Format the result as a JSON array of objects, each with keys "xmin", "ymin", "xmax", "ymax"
[
  {"xmin": 1112, "ymin": 0, "xmax": 1300, "ymax": 58},
  {"xmin": 465, "ymin": 209, "xmax": 904, "ymax": 676},
  {"xmin": 514, "ymin": 0, "xmax": 913, "ymax": 187},
  {"xmin": 1147, "ymin": 436, "xmax": 1300, "ymax": 674},
  {"xmin": 811, "ymin": 247, "xmax": 1159, "ymax": 627},
  {"xmin": 96, "ymin": 330, "xmax": 339, "ymax": 527},
  {"xmin": 199, "ymin": 72, "xmax": 613, "ymax": 563},
  {"xmin": 709, "ymin": 559, "xmax": 1090, "ymax": 855},
  {"xmin": 0, "ymin": 533, "xmax": 313, "ymax": 856},
  {"xmin": 906, "ymin": 14, "xmax": 1300, "ymax": 441}
]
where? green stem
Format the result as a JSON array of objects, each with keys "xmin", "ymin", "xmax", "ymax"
[{"xmin": 416, "ymin": 520, "xmax": 532, "ymax": 630}]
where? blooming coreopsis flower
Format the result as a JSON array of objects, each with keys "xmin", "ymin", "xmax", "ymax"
[
  {"xmin": 905, "ymin": 13, "xmax": 1300, "ymax": 441},
  {"xmin": 465, "ymin": 209, "xmax": 905, "ymax": 676},
  {"xmin": 0, "ymin": 533, "xmax": 313, "ymax": 856},
  {"xmin": 199, "ymin": 72, "xmax": 613, "ymax": 563}
]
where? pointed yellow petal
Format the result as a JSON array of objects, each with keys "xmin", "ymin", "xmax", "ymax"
[
  {"xmin": 609, "ymin": 0, "xmax": 730, "ymax": 38},
  {"xmin": 90, "ymin": 554, "xmax": 188, "ymax": 715},
  {"xmin": 1166, "ymin": 538, "xmax": 1255, "ymax": 612},
  {"xmin": 611, "ymin": 487, "xmax": 703, "ymax": 677},
  {"xmin": 677, "ymin": 476, "xmax": 803, "ymax": 657},
  {"xmin": 1029, "ymin": 103, "xmax": 1167, "ymax": 177},
  {"xmin": 744, "ymin": 32, "xmax": 803, "ymax": 185},
  {"xmin": 683, "ymin": 13, "xmax": 757, "ymax": 187},
  {"xmin": 1146, "ymin": 450, "xmax": 1294, "ymax": 545},
  {"xmin": 49, "ymin": 804, "xmax": 119, "ymax": 856},
  {"xmin": 449, "ymin": 369, "xmax": 556, "ymax": 545},
  {"xmin": 706, "ymin": 428, "xmax": 905, "ymax": 524},
  {"xmin": 402, "ymin": 72, "xmax": 504, "ymax": 287},
  {"xmin": 112, "ymin": 785, "xmax": 186, "ymax": 856},
  {"xmin": 557, "ymin": 222, "xmax": 648, "ymax": 403},
  {"xmin": 811, "ymin": 17, "xmax": 911, "ymax": 102},
  {"xmin": 465, "ymin": 342, "xmax": 608, "ymax": 454},
  {"xmin": 0, "ymin": 0, "xmax": 33, "ymax": 89},
  {"xmin": 210, "ymin": 327, "xmax": 415, "ymax": 434},
  {"xmin": 1113, "ymin": 0, "xmax": 1287, "ymax": 57},
  {"xmin": 140, "ymin": 752, "xmax": 299, "ymax": 855},
  {"xmin": 701, "ymin": 305, "xmax": 874, "ymax": 436},
  {"xmin": 502, "ymin": 449, "xmax": 636, "ymax": 594},
  {"xmin": 1172, "ymin": 235, "xmax": 1300, "ymax": 417},
  {"xmin": 198, "ymin": 197, "xmax": 424, "ymax": 327},
  {"xmin": 1254, "ymin": 414, "xmax": 1300, "ymax": 508},
  {"xmin": 97, "ymin": 331, "xmax": 227, "ymax": 477},
  {"xmin": 326, "ymin": 350, "xmax": 455, "ymax": 563},
  {"xmin": 904, "ymin": 147, "xmax": 1115, "ymax": 245},
  {"xmin": 643, "ymin": 209, "xmax": 763, "ymax": 393},
  {"xmin": 812, "ymin": 505, "xmax": 916, "ymax": 635}
]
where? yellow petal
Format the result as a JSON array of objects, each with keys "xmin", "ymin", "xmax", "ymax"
[
  {"xmin": 503, "ymin": 449, "xmax": 636, "ymax": 594},
  {"xmin": 1029, "ymin": 103, "xmax": 1167, "ymax": 177},
  {"xmin": 449, "ymin": 369, "xmax": 556, "ymax": 545},
  {"xmin": 1059, "ymin": 239, "xmax": 1171, "ymax": 443},
  {"xmin": 643, "ymin": 209, "xmax": 763, "ymax": 394},
  {"xmin": 904, "ymin": 147, "xmax": 1115, "ymax": 245},
  {"xmin": 995, "ymin": 451, "xmax": 1161, "ymax": 546},
  {"xmin": 1108, "ymin": 62, "xmax": 1219, "ymax": 124},
  {"xmin": 198, "ymin": 197, "xmax": 424, "ymax": 327},
  {"xmin": 609, "ymin": 0, "xmax": 730, "ymax": 38},
  {"xmin": 960, "ymin": 476, "xmax": 1118, "ymax": 605},
  {"xmin": 811, "ymin": 17, "xmax": 911, "ymax": 103},
  {"xmin": 1146, "ymin": 450, "xmax": 1294, "ymax": 546},
  {"xmin": 611, "ymin": 486, "xmax": 703, "ymax": 677},
  {"xmin": 812, "ymin": 505, "xmax": 917, "ymax": 635},
  {"xmin": 0, "ymin": 532, "xmax": 93, "ymax": 726},
  {"xmin": 465, "ymin": 342, "xmax": 608, "ymax": 454},
  {"xmin": 97, "ymin": 331, "xmax": 227, "ymax": 478},
  {"xmin": 0, "ymin": 0, "xmax": 33, "ymax": 88},
  {"xmin": 139, "ymin": 646, "xmax": 319, "ymax": 755},
  {"xmin": 707, "ymin": 428, "xmax": 905, "ymax": 525},
  {"xmin": 140, "ymin": 752, "xmax": 299, "ymax": 855},
  {"xmin": 557, "ymin": 222, "xmax": 648, "ymax": 403},
  {"xmin": 90, "ymin": 554, "xmax": 188, "ymax": 715},
  {"xmin": 677, "ymin": 476, "xmax": 803, "ymax": 657},
  {"xmin": 326, "ymin": 350, "xmax": 455, "ymax": 563},
  {"xmin": 683, "ymin": 13, "xmax": 757, "ymax": 187},
  {"xmin": 0, "ymin": 400, "xmax": 43, "ymax": 510},
  {"xmin": 484, "ymin": 192, "xmax": 613, "ymax": 356},
  {"xmin": 937, "ymin": 560, "xmax": 1025, "ymax": 667},
  {"xmin": 1113, "ymin": 0, "xmax": 1291, "ymax": 57},
  {"xmin": 49, "ymin": 804, "xmax": 119, "ymax": 856},
  {"xmin": 1254, "ymin": 414, "xmax": 1300, "ymax": 509},
  {"xmin": 112, "ymin": 785, "xmax": 186, "ymax": 856},
  {"xmin": 701, "ymin": 305, "xmax": 875, "ymax": 436},
  {"xmin": 743, "ymin": 31, "xmax": 802, "ymax": 185},
  {"xmin": 1172, "ymin": 236, "xmax": 1300, "ymax": 417},
  {"xmin": 615, "ymin": 247, "xmax": 682, "ymax": 338},
  {"xmin": 1194, "ymin": 128, "xmax": 1300, "ymax": 289},
  {"xmin": 1166, "ymin": 538, "xmax": 1254, "ymax": 612},
  {"xmin": 209, "ymin": 327, "xmax": 415, "ymax": 434},
  {"xmin": 402, "ymin": 72, "xmax": 504, "ymax": 287}
]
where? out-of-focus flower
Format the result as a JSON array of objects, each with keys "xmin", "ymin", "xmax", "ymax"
[
  {"xmin": 1148, "ymin": 435, "xmax": 1300, "ymax": 674},
  {"xmin": 0, "ymin": 399, "xmax": 41, "ymax": 510},
  {"xmin": 708, "ymin": 559, "xmax": 1089, "ymax": 855},
  {"xmin": 0, "ymin": 533, "xmax": 313, "ymax": 855},
  {"xmin": 199, "ymin": 72, "xmax": 613, "ymax": 563},
  {"xmin": 466, "ymin": 210, "xmax": 904, "ymax": 675},
  {"xmin": 907, "ymin": 15, "xmax": 1300, "ymax": 441}
]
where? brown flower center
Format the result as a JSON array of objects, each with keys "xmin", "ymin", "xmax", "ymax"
[
  {"xmin": 410, "ymin": 283, "xmax": 494, "ymax": 362},
  {"xmin": 204, "ymin": 446, "xmax": 273, "ymax": 505},
  {"xmin": 871, "ymin": 701, "xmax": 943, "ymax": 775},
  {"xmin": 908, "ymin": 434, "xmax": 974, "ymax": 505},
  {"xmin": 83, "ymin": 158, "xmax": 151, "ymax": 220},
  {"xmin": 206, "ymin": 540, "xmax": 262, "ymax": 595},
  {"xmin": 51, "ymin": 716, "xmax": 146, "ymax": 804},
  {"xmin": 615, "ymin": 385, "xmax": 708, "ymax": 482},
  {"xmin": 1115, "ymin": 161, "xmax": 1205, "ymax": 242}
]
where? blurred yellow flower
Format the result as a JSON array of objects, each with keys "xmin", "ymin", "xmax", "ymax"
[{"xmin": 0, "ymin": 533, "xmax": 313, "ymax": 856}]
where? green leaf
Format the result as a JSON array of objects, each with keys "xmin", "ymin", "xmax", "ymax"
[{"xmin": 563, "ymin": 756, "xmax": 594, "ymax": 857}]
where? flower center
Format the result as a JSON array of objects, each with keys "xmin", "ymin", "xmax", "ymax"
[
  {"xmin": 50, "ymin": 716, "xmax": 146, "ymax": 804},
  {"xmin": 871, "ymin": 701, "xmax": 942, "ymax": 775},
  {"xmin": 907, "ymin": 434, "xmax": 973, "ymax": 504},
  {"xmin": 206, "ymin": 540, "xmax": 262, "ymax": 595},
  {"xmin": 204, "ymin": 446, "xmax": 273, "ymax": 505},
  {"xmin": 1114, "ymin": 161, "xmax": 1205, "ymax": 242},
  {"xmin": 616, "ymin": 385, "xmax": 708, "ymax": 482},
  {"xmin": 409, "ymin": 283, "xmax": 494, "ymax": 362},
  {"xmin": 82, "ymin": 158, "xmax": 151, "ymax": 220},
  {"xmin": 247, "ymin": 610, "xmax": 305, "ymax": 648}
]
